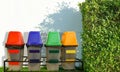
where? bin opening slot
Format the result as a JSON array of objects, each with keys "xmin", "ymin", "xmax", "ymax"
[
  {"xmin": 66, "ymin": 59, "xmax": 75, "ymax": 61},
  {"xmin": 66, "ymin": 50, "xmax": 76, "ymax": 54},
  {"xmin": 9, "ymin": 62, "xmax": 20, "ymax": 65},
  {"xmin": 29, "ymin": 59, "xmax": 40, "ymax": 63},
  {"xmin": 8, "ymin": 49, "xmax": 20, "ymax": 54},
  {"xmin": 29, "ymin": 50, "xmax": 40, "ymax": 53},
  {"xmin": 49, "ymin": 50, "xmax": 59, "ymax": 53},
  {"xmin": 48, "ymin": 59, "xmax": 59, "ymax": 63}
]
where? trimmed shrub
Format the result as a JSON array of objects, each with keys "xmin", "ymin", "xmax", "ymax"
[{"xmin": 79, "ymin": 0, "xmax": 120, "ymax": 72}]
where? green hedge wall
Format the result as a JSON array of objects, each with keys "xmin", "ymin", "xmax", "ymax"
[{"xmin": 79, "ymin": 0, "xmax": 120, "ymax": 72}]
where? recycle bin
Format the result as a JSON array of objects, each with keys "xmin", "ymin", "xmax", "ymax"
[
  {"xmin": 5, "ymin": 31, "xmax": 24, "ymax": 71},
  {"xmin": 61, "ymin": 31, "xmax": 78, "ymax": 70},
  {"xmin": 26, "ymin": 31, "xmax": 43, "ymax": 71},
  {"xmin": 45, "ymin": 32, "xmax": 62, "ymax": 71}
]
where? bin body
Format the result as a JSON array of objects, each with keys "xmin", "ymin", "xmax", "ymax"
[
  {"xmin": 5, "ymin": 31, "xmax": 24, "ymax": 71},
  {"xmin": 46, "ymin": 47, "xmax": 61, "ymax": 60},
  {"xmin": 61, "ymin": 31, "xmax": 78, "ymax": 70},
  {"xmin": 45, "ymin": 32, "xmax": 62, "ymax": 71},
  {"xmin": 26, "ymin": 31, "xmax": 43, "ymax": 71}
]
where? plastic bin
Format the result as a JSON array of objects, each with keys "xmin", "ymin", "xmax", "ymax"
[
  {"xmin": 45, "ymin": 32, "xmax": 62, "ymax": 71},
  {"xmin": 5, "ymin": 31, "xmax": 24, "ymax": 71},
  {"xmin": 61, "ymin": 31, "xmax": 78, "ymax": 69},
  {"xmin": 26, "ymin": 31, "xmax": 43, "ymax": 71}
]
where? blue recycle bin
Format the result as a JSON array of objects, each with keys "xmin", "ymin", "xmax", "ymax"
[{"xmin": 26, "ymin": 31, "xmax": 43, "ymax": 71}]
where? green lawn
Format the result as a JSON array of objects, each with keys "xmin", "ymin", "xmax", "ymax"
[{"xmin": 1, "ymin": 67, "xmax": 83, "ymax": 72}]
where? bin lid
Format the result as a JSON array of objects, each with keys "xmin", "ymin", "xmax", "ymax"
[
  {"xmin": 6, "ymin": 31, "xmax": 24, "ymax": 46},
  {"xmin": 45, "ymin": 32, "xmax": 61, "ymax": 46},
  {"xmin": 26, "ymin": 31, "xmax": 43, "ymax": 47},
  {"xmin": 61, "ymin": 31, "xmax": 78, "ymax": 47}
]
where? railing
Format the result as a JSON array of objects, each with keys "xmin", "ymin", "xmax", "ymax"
[{"xmin": 4, "ymin": 56, "xmax": 84, "ymax": 72}]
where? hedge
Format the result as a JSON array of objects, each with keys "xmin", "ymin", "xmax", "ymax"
[{"xmin": 79, "ymin": 0, "xmax": 120, "ymax": 72}]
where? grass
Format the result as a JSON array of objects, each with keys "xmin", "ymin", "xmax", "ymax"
[{"xmin": 0, "ymin": 66, "xmax": 83, "ymax": 72}]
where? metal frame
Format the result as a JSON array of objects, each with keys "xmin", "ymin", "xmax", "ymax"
[{"xmin": 4, "ymin": 56, "xmax": 84, "ymax": 72}]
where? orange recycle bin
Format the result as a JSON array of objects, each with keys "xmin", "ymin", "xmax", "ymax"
[
  {"xmin": 5, "ymin": 31, "xmax": 24, "ymax": 71},
  {"xmin": 61, "ymin": 31, "xmax": 78, "ymax": 70}
]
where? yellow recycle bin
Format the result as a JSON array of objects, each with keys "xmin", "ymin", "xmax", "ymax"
[{"xmin": 61, "ymin": 31, "xmax": 78, "ymax": 70}]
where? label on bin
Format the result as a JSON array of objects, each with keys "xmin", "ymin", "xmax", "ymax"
[
  {"xmin": 49, "ymin": 50, "xmax": 59, "ymax": 53},
  {"xmin": 9, "ymin": 62, "xmax": 20, "ymax": 65},
  {"xmin": 29, "ymin": 59, "xmax": 40, "ymax": 63},
  {"xmin": 29, "ymin": 50, "xmax": 40, "ymax": 53},
  {"xmin": 66, "ymin": 50, "xmax": 76, "ymax": 54},
  {"xmin": 8, "ymin": 49, "xmax": 20, "ymax": 54}
]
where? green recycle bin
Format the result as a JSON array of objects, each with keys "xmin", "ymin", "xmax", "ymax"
[{"xmin": 45, "ymin": 32, "xmax": 62, "ymax": 71}]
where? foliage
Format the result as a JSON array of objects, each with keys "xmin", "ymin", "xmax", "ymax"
[{"xmin": 79, "ymin": 0, "xmax": 120, "ymax": 72}]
